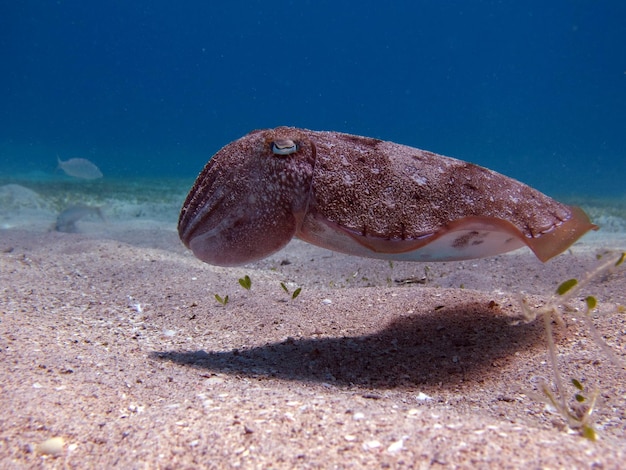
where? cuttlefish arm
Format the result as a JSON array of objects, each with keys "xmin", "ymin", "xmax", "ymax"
[{"xmin": 178, "ymin": 127, "xmax": 597, "ymax": 267}]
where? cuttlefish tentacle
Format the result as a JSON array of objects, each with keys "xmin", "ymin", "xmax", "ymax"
[{"xmin": 179, "ymin": 126, "xmax": 597, "ymax": 267}]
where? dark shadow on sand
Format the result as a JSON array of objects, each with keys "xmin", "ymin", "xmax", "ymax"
[{"xmin": 152, "ymin": 302, "xmax": 546, "ymax": 388}]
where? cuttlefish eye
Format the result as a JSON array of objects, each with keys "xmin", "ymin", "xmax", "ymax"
[{"xmin": 271, "ymin": 139, "xmax": 299, "ymax": 155}]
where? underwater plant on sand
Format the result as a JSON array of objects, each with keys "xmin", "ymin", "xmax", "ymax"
[
  {"xmin": 280, "ymin": 282, "xmax": 302, "ymax": 300},
  {"xmin": 214, "ymin": 294, "xmax": 229, "ymax": 306},
  {"xmin": 238, "ymin": 275, "xmax": 252, "ymax": 290},
  {"xmin": 521, "ymin": 252, "xmax": 625, "ymax": 440}
]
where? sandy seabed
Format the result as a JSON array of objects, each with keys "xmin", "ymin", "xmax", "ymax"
[{"xmin": 1, "ymin": 178, "xmax": 625, "ymax": 469}]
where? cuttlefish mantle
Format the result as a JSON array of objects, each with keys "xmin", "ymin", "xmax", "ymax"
[{"xmin": 179, "ymin": 127, "xmax": 597, "ymax": 267}]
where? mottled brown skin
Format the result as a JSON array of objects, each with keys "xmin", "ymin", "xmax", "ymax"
[
  {"xmin": 179, "ymin": 128, "xmax": 316, "ymax": 266},
  {"xmin": 179, "ymin": 127, "xmax": 597, "ymax": 266}
]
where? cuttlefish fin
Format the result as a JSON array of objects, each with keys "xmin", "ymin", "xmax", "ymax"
[
  {"xmin": 301, "ymin": 206, "xmax": 597, "ymax": 262},
  {"xmin": 524, "ymin": 205, "xmax": 598, "ymax": 262}
]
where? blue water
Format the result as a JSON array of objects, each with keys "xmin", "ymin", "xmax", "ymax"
[{"xmin": 2, "ymin": 1, "xmax": 625, "ymax": 198}]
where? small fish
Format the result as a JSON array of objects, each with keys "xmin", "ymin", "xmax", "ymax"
[
  {"xmin": 57, "ymin": 156, "xmax": 103, "ymax": 180},
  {"xmin": 55, "ymin": 204, "xmax": 106, "ymax": 233}
]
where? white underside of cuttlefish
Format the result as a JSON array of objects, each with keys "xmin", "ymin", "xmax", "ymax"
[{"xmin": 178, "ymin": 127, "xmax": 597, "ymax": 267}]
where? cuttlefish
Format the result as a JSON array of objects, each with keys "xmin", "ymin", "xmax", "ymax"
[{"xmin": 179, "ymin": 127, "xmax": 597, "ymax": 267}]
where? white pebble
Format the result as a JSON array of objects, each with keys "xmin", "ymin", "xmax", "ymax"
[
  {"xmin": 363, "ymin": 440, "xmax": 382, "ymax": 450},
  {"xmin": 321, "ymin": 298, "xmax": 332, "ymax": 305},
  {"xmin": 36, "ymin": 437, "xmax": 65, "ymax": 456},
  {"xmin": 204, "ymin": 376, "xmax": 225, "ymax": 385},
  {"xmin": 128, "ymin": 403, "xmax": 144, "ymax": 413},
  {"xmin": 387, "ymin": 437, "xmax": 406, "ymax": 453}
]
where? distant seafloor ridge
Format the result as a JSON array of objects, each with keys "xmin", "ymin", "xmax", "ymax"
[
  {"xmin": 0, "ymin": 176, "xmax": 190, "ymax": 232},
  {"xmin": 1, "ymin": 175, "xmax": 626, "ymax": 237}
]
